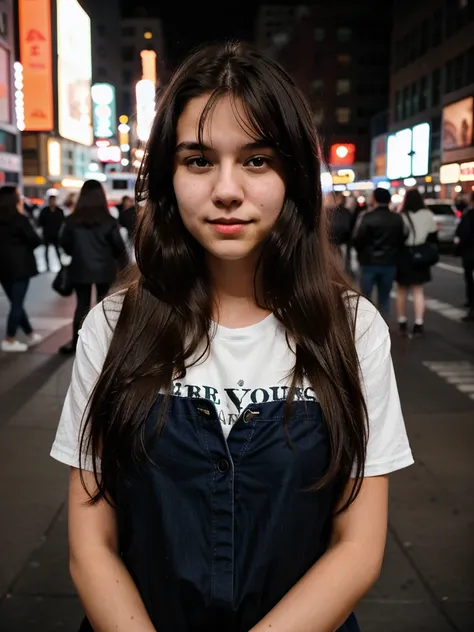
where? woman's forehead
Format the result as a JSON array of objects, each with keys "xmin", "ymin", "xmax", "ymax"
[{"xmin": 176, "ymin": 94, "xmax": 259, "ymax": 146}]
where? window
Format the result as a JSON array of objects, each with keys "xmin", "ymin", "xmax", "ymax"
[
  {"xmin": 336, "ymin": 107, "xmax": 351, "ymax": 123},
  {"xmin": 122, "ymin": 26, "xmax": 135, "ymax": 37},
  {"xmin": 336, "ymin": 27, "xmax": 352, "ymax": 42},
  {"xmin": 395, "ymin": 90, "xmax": 403, "ymax": 122},
  {"xmin": 411, "ymin": 82, "xmax": 419, "ymax": 114},
  {"xmin": 403, "ymin": 85, "xmax": 411, "ymax": 118},
  {"xmin": 454, "ymin": 53, "xmax": 465, "ymax": 89},
  {"xmin": 97, "ymin": 24, "xmax": 106, "ymax": 37},
  {"xmin": 313, "ymin": 27, "xmax": 325, "ymax": 42},
  {"xmin": 121, "ymin": 46, "xmax": 135, "ymax": 62},
  {"xmin": 432, "ymin": 9, "xmax": 442, "ymax": 46},
  {"xmin": 420, "ymin": 19, "xmax": 431, "ymax": 55},
  {"xmin": 311, "ymin": 79, "xmax": 324, "ymax": 95},
  {"xmin": 337, "ymin": 54, "xmax": 351, "ymax": 66},
  {"xmin": 419, "ymin": 75, "xmax": 428, "ymax": 111},
  {"xmin": 313, "ymin": 108, "xmax": 324, "ymax": 125},
  {"xmin": 445, "ymin": 58, "xmax": 455, "ymax": 92},
  {"xmin": 431, "ymin": 67, "xmax": 441, "ymax": 105},
  {"xmin": 336, "ymin": 79, "xmax": 351, "ymax": 95}
]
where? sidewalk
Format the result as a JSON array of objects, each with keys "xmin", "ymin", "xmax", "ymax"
[{"xmin": 0, "ymin": 278, "xmax": 473, "ymax": 630}]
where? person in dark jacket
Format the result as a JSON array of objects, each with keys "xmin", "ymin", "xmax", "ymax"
[
  {"xmin": 455, "ymin": 191, "xmax": 474, "ymax": 322},
  {"xmin": 38, "ymin": 194, "xmax": 65, "ymax": 271},
  {"xmin": 353, "ymin": 187, "xmax": 406, "ymax": 319},
  {"xmin": 118, "ymin": 195, "xmax": 137, "ymax": 239},
  {"xmin": 0, "ymin": 186, "xmax": 43, "ymax": 352},
  {"xmin": 59, "ymin": 180, "xmax": 128, "ymax": 355}
]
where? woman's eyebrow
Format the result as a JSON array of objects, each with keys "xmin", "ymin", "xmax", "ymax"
[{"xmin": 175, "ymin": 140, "xmax": 272, "ymax": 153}]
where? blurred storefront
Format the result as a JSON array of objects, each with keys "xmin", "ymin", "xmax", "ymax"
[
  {"xmin": 18, "ymin": 0, "xmax": 93, "ymax": 200},
  {"xmin": 0, "ymin": 0, "xmax": 22, "ymax": 187},
  {"xmin": 439, "ymin": 96, "xmax": 474, "ymax": 200}
]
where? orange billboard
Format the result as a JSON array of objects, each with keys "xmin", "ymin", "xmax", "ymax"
[{"xmin": 18, "ymin": 0, "xmax": 54, "ymax": 131}]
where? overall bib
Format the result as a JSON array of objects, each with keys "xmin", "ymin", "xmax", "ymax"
[{"xmin": 80, "ymin": 396, "xmax": 360, "ymax": 632}]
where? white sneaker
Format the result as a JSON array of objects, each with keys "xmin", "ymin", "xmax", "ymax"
[
  {"xmin": 26, "ymin": 333, "xmax": 43, "ymax": 347},
  {"xmin": 1, "ymin": 339, "xmax": 28, "ymax": 353}
]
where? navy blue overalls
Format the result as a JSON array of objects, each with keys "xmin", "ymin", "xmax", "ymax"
[{"xmin": 80, "ymin": 396, "xmax": 360, "ymax": 632}]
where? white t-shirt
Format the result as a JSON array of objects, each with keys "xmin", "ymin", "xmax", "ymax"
[
  {"xmin": 51, "ymin": 294, "xmax": 414, "ymax": 477},
  {"xmin": 402, "ymin": 209, "xmax": 437, "ymax": 246}
]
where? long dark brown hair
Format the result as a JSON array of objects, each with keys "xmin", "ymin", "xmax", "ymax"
[
  {"xmin": 81, "ymin": 41, "xmax": 368, "ymax": 513},
  {"xmin": 69, "ymin": 179, "xmax": 111, "ymax": 226}
]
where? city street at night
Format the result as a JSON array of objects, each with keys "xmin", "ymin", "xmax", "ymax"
[{"xmin": 0, "ymin": 257, "xmax": 473, "ymax": 632}]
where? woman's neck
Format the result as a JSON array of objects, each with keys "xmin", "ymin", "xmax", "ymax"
[{"xmin": 207, "ymin": 255, "xmax": 271, "ymax": 328}]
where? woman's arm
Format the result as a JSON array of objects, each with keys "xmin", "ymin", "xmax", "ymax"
[
  {"xmin": 20, "ymin": 216, "xmax": 41, "ymax": 250},
  {"xmin": 69, "ymin": 468, "xmax": 156, "ymax": 632},
  {"xmin": 250, "ymin": 475, "xmax": 388, "ymax": 632}
]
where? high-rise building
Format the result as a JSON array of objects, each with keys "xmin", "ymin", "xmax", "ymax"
[
  {"xmin": 256, "ymin": 4, "xmax": 301, "ymax": 56},
  {"xmin": 271, "ymin": 1, "xmax": 392, "ymax": 184},
  {"xmin": 0, "ymin": 0, "xmax": 22, "ymax": 187},
  {"xmin": 120, "ymin": 16, "xmax": 165, "ymax": 119},
  {"xmin": 389, "ymin": 0, "xmax": 474, "ymax": 198},
  {"xmin": 79, "ymin": 0, "xmax": 121, "ymax": 91}
]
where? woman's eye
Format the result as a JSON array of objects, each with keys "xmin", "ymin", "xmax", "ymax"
[
  {"xmin": 246, "ymin": 156, "xmax": 269, "ymax": 168},
  {"xmin": 187, "ymin": 156, "xmax": 210, "ymax": 168}
]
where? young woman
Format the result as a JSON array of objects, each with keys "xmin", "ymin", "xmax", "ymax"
[
  {"xmin": 58, "ymin": 180, "xmax": 127, "ymax": 355},
  {"xmin": 51, "ymin": 43, "xmax": 413, "ymax": 632},
  {"xmin": 0, "ymin": 186, "xmax": 43, "ymax": 352},
  {"xmin": 395, "ymin": 189, "xmax": 438, "ymax": 337}
]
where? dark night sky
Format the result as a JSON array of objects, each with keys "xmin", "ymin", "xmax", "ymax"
[{"xmin": 120, "ymin": 1, "xmax": 259, "ymax": 69}]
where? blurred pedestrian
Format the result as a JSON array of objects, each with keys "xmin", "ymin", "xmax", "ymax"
[
  {"xmin": 455, "ymin": 190, "xmax": 474, "ymax": 322},
  {"xmin": 329, "ymin": 192, "xmax": 353, "ymax": 273},
  {"xmin": 354, "ymin": 187, "xmax": 406, "ymax": 319},
  {"xmin": 38, "ymin": 194, "xmax": 65, "ymax": 271},
  {"xmin": 395, "ymin": 189, "xmax": 438, "ymax": 337},
  {"xmin": 51, "ymin": 42, "xmax": 412, "ymax": 632},
  {"xmin": 0, "ymin": 186, "xmax": 43, "ymax": 352},
  {"xmin": 118, "ymin": 195, "xmax": 137, "ymax": 239},
  {"xmin": 63, "ymin": 193, "xmax": 77, "ymax": 217},
  {"xmin": 58, "ymin": 180, "xmax": 128, "ymax": 355}
]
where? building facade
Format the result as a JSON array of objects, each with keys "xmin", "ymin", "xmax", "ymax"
[
  {"xmin": 273, "ymin": 1, "xmax": 391, "ymax": 185},
  {"xmin": 389, "ymin": 0, "xmax": 474, "ymax": 197},
  {"xmin": 17, "ymin": 0, "xmax": 94, "ymax": 200},
  {"xmin": 0, "ymin": 0, "xmax": 22, "ymax": 188}
]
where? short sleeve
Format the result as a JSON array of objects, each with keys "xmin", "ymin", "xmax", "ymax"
[
  {"xmin": 50, "ymin": 298, "xmax": 120, "ymax": 471},
  {"xmin": 352, "ymin": 297, "xmax": 414, "ymax": 477}
]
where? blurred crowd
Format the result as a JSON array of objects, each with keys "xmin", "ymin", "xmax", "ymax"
[
  {"xmin": 326, "ymin": 187, "xmax": 474, "ymax": 333},
  {"xmin": 0, "ymin": 183, "xmax": 135, "ymax": 354}
]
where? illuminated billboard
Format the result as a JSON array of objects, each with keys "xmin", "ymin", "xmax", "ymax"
[
  {"xmin": 386, "ymin": 123, "xmax": 430, "ymax": 180},
  {"xmin": 18, "ymin": 0, "xmax": 54, "ymax": 131},
  {"xmin": 443, "ymin": 97, "xmax": 473, "ymax": 151},
  {"xmin": 57, "ymin": 0, "xmax": 93, "ymax": 145},
  {"xmin": 136, "ymin": 80, "xmax": 155, "ymax": 142},
  {"xmin": 91, "ymin": 83, "xmax": 116, "ymax": 141}
]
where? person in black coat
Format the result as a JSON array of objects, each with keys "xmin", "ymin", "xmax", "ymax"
[
  {"xmin": 0, "ymin": 187, "xmax": 43, "ymax": 353},
  {"xmin": 38, "ymin": 194, "xmax": 65, "ymax": 271},
  {"xmin": 455, "ymin": 191, "xmax": 474, "ymax": 322},
  {"xmin": 58, "ymin": 180, "xmax": 128, "ymax": 354}
]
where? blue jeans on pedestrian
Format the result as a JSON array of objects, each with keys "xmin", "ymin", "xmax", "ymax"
[
  {"xmin": 1, "ymin": 279, "xmax": 33, "ymax": 338},
  {"xmin": 360, "ymin": 265, "xmax": 396, "ymax": 317}
]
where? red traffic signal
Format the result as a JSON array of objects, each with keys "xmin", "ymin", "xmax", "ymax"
[{"xmin": 330, "ymin": 143, "xmax": 356, "ymax": 166}]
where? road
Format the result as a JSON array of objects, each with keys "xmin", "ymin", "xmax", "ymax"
[{"xmin": 0, "ymin": 254, "xmax": 473, "ymax": 632}]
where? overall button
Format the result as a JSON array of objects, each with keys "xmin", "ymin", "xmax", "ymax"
[
  {"xmin": 243, "ymin": 409, "xmax": 260, "ymax": 423},
  {"xmin": 217, "ymin": 458, "xmax": 229, "ymax": 473}
]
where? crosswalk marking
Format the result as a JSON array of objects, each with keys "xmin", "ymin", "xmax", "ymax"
[
  {"xmin": 389, "ymin": 292, "xmax": 466, "ymax": 321},
  {"xmin": 423, "ymin": 361, "xmax": 474, "ymax": 401}
]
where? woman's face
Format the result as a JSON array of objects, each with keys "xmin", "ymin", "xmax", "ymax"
[{"xmin": 173, "ymin": 94, "xmax": 286, "ymax": 263}]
